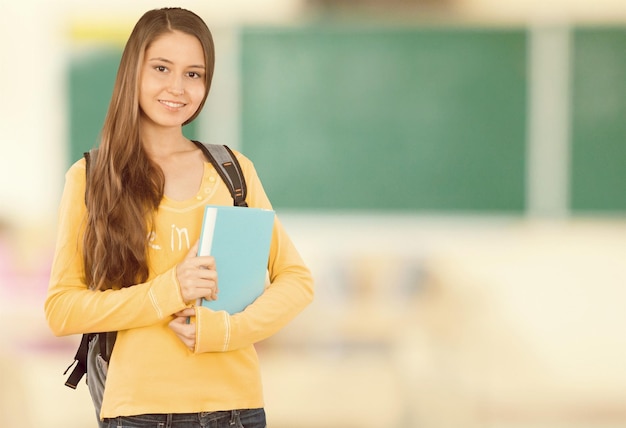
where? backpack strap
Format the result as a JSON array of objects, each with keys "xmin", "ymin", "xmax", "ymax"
[
  {"xmin": 83, "ymin": 148, "xmax": 97, "ymax": 204},
  {"xmin": 193, "ymin": 141, "xmax": 248, "ymax": 207},
  {"xmin": 64, "ymin": 333, "xmax": 93, "ymax": 389}
]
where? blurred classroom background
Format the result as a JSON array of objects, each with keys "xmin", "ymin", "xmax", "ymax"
[{"xmin": 1, "ymin": 0, "xmax": 626, "ymax": 427}]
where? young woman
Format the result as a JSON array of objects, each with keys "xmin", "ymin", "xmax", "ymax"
[{"xmin": 45, "ymin": 8, "xmax": 314, "ymax": 428}]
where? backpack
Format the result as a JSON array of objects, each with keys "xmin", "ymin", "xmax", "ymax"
[{"xmin": 63, "ymin": 142, "xmax": 248, "ymax": 390}]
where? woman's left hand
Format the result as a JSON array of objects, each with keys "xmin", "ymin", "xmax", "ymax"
[{"xmin": 168, "ymin": 307, "xmax": 197, "ymax": 351}]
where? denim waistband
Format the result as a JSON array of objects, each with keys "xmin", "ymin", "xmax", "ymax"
[
  {"xmin": 106, "ymin": 409, "xmax": 239, "ymax": 424},
  {"xmin": 105, "ymin": 408, "xmax": 267, "ymax": 427}
]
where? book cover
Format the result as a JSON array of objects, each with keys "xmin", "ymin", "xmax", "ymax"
[{"xmin": 197, "ymin": 205, "xmax": 275, "ymax": 314}]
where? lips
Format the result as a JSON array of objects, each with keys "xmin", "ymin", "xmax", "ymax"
[{"xmin": 159, "ymin": 100, "xmax": 186, "ymax": 109}]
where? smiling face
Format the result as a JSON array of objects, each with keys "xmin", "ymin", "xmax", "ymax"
[{"xmin": 138, "ymin": 30, "xmax": 207, "ymax": 133}]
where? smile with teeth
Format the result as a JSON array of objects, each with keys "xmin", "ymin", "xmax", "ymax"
[{"xmin": 160, "ymin": 100, "xmax": 186, "ymax": 109}]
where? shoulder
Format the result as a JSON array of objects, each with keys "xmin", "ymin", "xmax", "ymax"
[
  {"xmin": 228, "ymin": 147, "xmax": 253, "ymax": 167},
  {"xmin": 65, "ymin": 157, "xmax": 87, "ymax": 180},
  {"xmin": 60, "ymin": 157, "xmax": 88, "ymax": 200},
  {"xmin": 56, "ymin": 157, "xmax": 89, "ymax": 214}
]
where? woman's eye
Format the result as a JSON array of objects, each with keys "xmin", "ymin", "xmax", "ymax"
[
  {"xmin": 155, "ymin": 66, "xmax": 167, "ymax": 72},
  {"xmin": 188, "ymin": 72, "xmax": 201, "ymax": 79}
]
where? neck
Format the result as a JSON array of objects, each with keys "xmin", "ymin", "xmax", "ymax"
[{"xmin": 140, "ymin": 123, "xmax": 191, "ymax": 159}]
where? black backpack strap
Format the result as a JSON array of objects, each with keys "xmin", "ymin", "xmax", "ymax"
[
  {"xmin": 64, "ymin": 333, "xmax": 93, "ymax": 389},
  {"xmin": 193, "ymin": 141, "xmax": 248, "ymax": 207},
  {"xmin": 83, "ymin": 148, "xmax": 98, "ymax": 204},
  {"xmin": 63, "ymin": 331, "xmax": 116, "ymax": 389}
]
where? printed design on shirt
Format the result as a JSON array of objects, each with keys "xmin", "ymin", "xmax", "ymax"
[
  {"xmin": 171, "ymin": 224, "xmax": 190, "ymax": 251},
  {"xmin": 147, "ymin": 224, "xmax": 193, "ymax": 252},
  {"xmin": 147, "ymin": 231, "xmax": 161, "ymax": 250}
]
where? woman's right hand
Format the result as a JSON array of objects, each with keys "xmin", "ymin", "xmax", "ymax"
[{"xmin": 175, "ymin": 241, "xmax": 218, "ymax": 303}]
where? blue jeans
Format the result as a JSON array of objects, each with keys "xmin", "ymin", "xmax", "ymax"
[{"xmin": 104, "ymin": 409, "xmax": 266, "ymax": 428}]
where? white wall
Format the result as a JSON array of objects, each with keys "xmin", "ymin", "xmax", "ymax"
[{"xmin": 461, "ymin": 0, "xmax": 626, "ymax": 23}]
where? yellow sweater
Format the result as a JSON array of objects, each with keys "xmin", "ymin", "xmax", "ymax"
[{"xmin": 44, "ymin": 150, "xmax": 314, "ymax": 419}]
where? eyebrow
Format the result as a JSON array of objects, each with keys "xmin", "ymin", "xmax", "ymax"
[{"xmin": 148, "ymin": 57, "xmax": 205, "ymax": 69}]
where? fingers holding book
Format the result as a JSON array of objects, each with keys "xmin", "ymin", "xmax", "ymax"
[
  {"xmin": 169, "ymin": 307, "xmax": 197, "ymax": 351},
  {"xmin": 176, "ymin": 241, "xmax": 219, "ymax": 303}
]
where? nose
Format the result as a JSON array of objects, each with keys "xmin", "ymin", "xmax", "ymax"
[{"xmin": 168, "ymin": 75, "xmax": 184, "ymax": 95}]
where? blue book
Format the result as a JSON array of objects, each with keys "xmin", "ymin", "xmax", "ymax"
[{"xmin": 197, "ymin": 205, "xmax": 275, "ymax": 314}]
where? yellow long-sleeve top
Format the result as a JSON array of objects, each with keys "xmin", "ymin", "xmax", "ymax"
[{"xmin": 45, "ymin": 150, "xmax": 314, "ymax": 419}]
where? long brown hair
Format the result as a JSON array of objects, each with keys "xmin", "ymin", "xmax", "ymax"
[{"xmin": 83, "ymin": 8, "xmax": 215, "ymax": 290}]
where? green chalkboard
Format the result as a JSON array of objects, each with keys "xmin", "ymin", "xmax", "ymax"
[
  {"xmin": 240, "ymin": 26, "xmax": 528, "ymax": 211},
  {"xmin": 68, "ymin": 48, "xmax": 119, "ymax": 163},
  {"xmin": 68, "ymin": 48, "xmax": 198, "ymax": 165},
  {"xmin": 571, "ymin": 27, "xmax": 626, "ymax": 213}
]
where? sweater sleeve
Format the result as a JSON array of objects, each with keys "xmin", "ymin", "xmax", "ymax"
[
  {"xmin": 194, "ymin": 154, "xmax": 314, "ymax": 353},
  {"xmin": 44, "ymin": 161, "xmax": 188, "ymax": 336}
]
